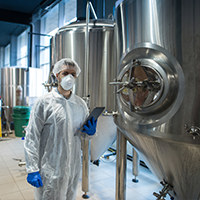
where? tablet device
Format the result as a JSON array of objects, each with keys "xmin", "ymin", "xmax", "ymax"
[{"xmin": 80, "ymin": 107, "xmax": 105, "ymax": 131}]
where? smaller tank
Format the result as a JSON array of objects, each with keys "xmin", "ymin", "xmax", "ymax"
[{"xmin": 0, "ymin": 67, "xmax": 42, "ymax": 124}]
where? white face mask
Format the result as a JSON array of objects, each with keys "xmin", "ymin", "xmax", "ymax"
[{"xmin": 60, "ymin": 74, "xmax": 75, "ymax": 91}]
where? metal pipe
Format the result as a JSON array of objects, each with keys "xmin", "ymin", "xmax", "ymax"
[
  {"xmin": 28, "ymin": 32, "xmax": 52, "ymax": 37},
  {"xmin": 82, "ymin": 2, "xmax": 98, "ymax": 197},
  {"xmin": 82, "ymin": 139, "xmax": 91, "ymax": 197},
  {"xmin": 132, "ymin": 148, "xmax": 139, "ymax": 183},
  {"xmin": 84, "ymin": 1, "xmax": 98, "ymax": 97},
  {"xmin": 84, "ymin": 2, "xmax": 89, "ymax": 98},
  {"xmin": 115, "ymin": 129, "xmax": 127, "ymax": 200},
  {"xmin": 88, "ymin": 2, "xmax": 98, "ymax": 19},
  {"xmin": 27, "ymin": 25, "xmax": 32, "ymax": 72},
  {"xmin": 27, "ymin": 31, "xmax": 52, "ymax": 71}
]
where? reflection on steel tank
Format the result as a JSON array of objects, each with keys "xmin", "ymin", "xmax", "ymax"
[
  {"xmin": 113, "ymin": 0, "xmax": 200, "ymax": 199},
  {"xmin": 50, "ymin": 19, "xmax": 117, "ymax": 161}
]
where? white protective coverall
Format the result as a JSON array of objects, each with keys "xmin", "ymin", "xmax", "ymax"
[{"xmin": 24, "ymin": 88, "xmax": 89, "ymax": 200}]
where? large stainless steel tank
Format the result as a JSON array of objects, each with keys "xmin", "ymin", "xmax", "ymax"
[
  {"xmin": 0, "ymin": 67, "xmax": 42, "ymax": 124},
  {"xmin": 114, "ymin": 0, "xmax": 200, "ymax": 199},
  {"xmin": 51, "ymin": 19, "xmax": 117, "ymax": 161},
  {"xmin": 0, "ymin": 67, "xmax": 27, "ymax": 123}
]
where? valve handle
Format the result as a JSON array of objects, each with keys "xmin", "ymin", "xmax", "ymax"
[{"xmin": 185, "ymin": 125, "xmax": 200, "ymax": 139}]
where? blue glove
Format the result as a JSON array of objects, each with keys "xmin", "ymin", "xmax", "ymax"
[
  {"xmin": 27, "ymin": 171, "xmax": 43, "ymax": 188},
  {"xmin": 81, "ymin": 117, "xmax": 97, "ymax": 135}
]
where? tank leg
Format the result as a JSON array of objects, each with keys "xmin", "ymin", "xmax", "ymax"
[
  {"xmin": 82, "ymin": 139, "xmax": 90, "ymax": 198},
  {"xmin": 115, "ymin": 129, "xmax": 127, "ymax": 200},
  {"xmin": 82, "ymin": 192, "xmax": 90, "ymax": 199},
  {"xmin": 132, "ymin": 148, "xmax": 139, "ymax": 183}
]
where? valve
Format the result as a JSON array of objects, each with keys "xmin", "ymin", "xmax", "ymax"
[
  {"xmin": 103, "ymin": 110, "xmax": 119, "ymax": 116},
  {"xmin": 82, "ymin": 94, "xmax": 90, "ymax": 108},
  {"xmin": 42, "ymin": 82, "xmax": 58, "ymax": 91},
  {"xmin": 110, "ymin": 77, "xmax": 161, "ymax": 93},
  {"xmin": 13, "ymin": 158, "xmax": 26, "ymax": 167},
  {"xmin": 153, "ymin": 180, "xmax": 174, "ymax": 200},
  {"xmin": 185, "ymin": 125, "xmax": 200, "ymax": 139},
  {"xmin": 110, "ymin": 59, "xmax": 161, "ymax": 93}
]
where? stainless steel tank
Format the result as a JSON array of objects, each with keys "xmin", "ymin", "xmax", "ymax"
[
  {"xmin": 113, "ymin": 0, "xmax": 200, "ymax": 199},
  {"xmin": 0, "ymin": 67, "xmax": 27, "ymax": 123},
  {"xmin": 51, "ymin": 19, "xmax": 117, "ymax": 161},
  {"xmin": 0, "ymin": 67, "xmax": 42, "ymax": 124}
]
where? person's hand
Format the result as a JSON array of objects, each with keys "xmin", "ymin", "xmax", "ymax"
[
  {"xmin": 27, "ymin": 171, "xmax": 43, "ymax": 188},
  {"xmin": 81, "ymin": 117, "xmax": 97, "ymax": 135}
]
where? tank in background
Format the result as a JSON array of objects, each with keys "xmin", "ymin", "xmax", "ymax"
[{"xmin": 0, "ymin": 67, "xmax": 42, "ymax": 125}]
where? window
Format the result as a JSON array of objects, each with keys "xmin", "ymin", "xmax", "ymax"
[
  {"xmin": 17, "ymin": 29, "xmax": 29, "ymax": 67},
  {"xmin": 39, "ymin": 4, "xmax": 59, "ymax": 94},
  {"xmin": 4, "ymin": 44, "xmax": 10, "ymax": 67},
  {"xmin": 64, "ymin": 0, "xmax": 77, "ymax": 25},
  {"xmin": 45, "ymin": 4, "xmax": 59, "ymax": 34},
  {"xmin": 40, "ymin": 28, "xmax": 58, "ymax": 95},
  {"xmin": 38, "ymin": 0, "xmax": 77, "ymax": 95}
]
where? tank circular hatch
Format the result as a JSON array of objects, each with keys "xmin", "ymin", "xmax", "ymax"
[{"xmin": 114, "ymin": 43, "xmax": 185, "ymax": 128}]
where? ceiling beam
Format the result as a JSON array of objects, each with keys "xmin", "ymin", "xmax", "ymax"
[{"xmin": 0, "ymin": 8, "xmax": 31, "ymax": 25}]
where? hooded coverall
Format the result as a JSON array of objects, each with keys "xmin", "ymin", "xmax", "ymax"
[{"xmin": 24, "ymin": 88, "xmax": 89, "ymax": 200}]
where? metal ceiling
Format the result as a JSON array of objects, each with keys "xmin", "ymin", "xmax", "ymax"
[{"xmin": 0, "ymin": 0, "xmax": 59, "ymax": 47}]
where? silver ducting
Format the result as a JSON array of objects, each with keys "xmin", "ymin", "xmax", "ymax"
[{"xmin": 114, "ymin": 0, "xmax": 200, "ymax": 199}]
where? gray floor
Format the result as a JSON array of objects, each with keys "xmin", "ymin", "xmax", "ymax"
[{"xmin": 0, "ymin": 133, "xmax": 168, "ymax": 200}]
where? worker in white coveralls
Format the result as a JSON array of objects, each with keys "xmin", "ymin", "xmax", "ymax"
[{"xmin": 24, "ymin": 58, "xmax": 97, "ymax": 200}]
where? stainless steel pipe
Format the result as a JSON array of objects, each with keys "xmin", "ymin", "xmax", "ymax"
[
  {"xmin": 81, "ymin": 139, "xmax": 91, "ymax": 194},
  {"xmin": 81, "ymin": 1, "xmax": 98, "ymax": 197},
  {"xmin": 84, "ymin": 1, "xmax": 97, "ymax": 98},
  {"xmin": 132, "ymin": 148, "xmax": 139, "ymax": 182},
  {"xmin": 115, "ymin": 129, "xmax": 127, "ymax": 200}
]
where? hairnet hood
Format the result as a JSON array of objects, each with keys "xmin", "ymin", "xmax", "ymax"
[{"xmin": 52, "ymin": 58, "xmax": 81, "ymax": 77}]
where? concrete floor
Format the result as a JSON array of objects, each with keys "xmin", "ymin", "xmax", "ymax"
[{"xmin": 0, "ymin": 133, "xmax": 169, "ymax": 200}]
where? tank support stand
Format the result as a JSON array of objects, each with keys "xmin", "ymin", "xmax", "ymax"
[
  {"xmin": 116, "ymin": 129, "xmax": 127, "ymax": 200},
  {"xmin": 132, "ymin": 148, "xmax": 139, "ymax": 183}
]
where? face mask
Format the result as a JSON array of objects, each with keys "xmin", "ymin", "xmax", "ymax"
[{"xmin": 60, "ymin": 74, "xmax": 75, "ymax": 91}]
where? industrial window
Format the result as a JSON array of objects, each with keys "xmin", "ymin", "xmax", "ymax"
[
  {"xmin": 45, "ymin": 4, "xmax": 59, "ymax": 34},
  {"xmin": 17, "ymin": 29, "xmax": 28, "ymax": 67},
  {"xmin": 4, "ymin": 44, "xmax": 10, "ymax": 67},
  {"xmin": 39, "ymin": 4, "xmax": 59, "ymax": 95},
  {"xmin": 64, "ymin": 0, "xmax": 77, "ymax": 25},
  {"xmin": 38, "ymin": 0, "xmax": 77, "ymax": 95}
]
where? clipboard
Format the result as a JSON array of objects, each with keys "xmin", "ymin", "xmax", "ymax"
[{"xmin": 80, "ymin": 107, "xmax": 105, "ymax": 131}]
